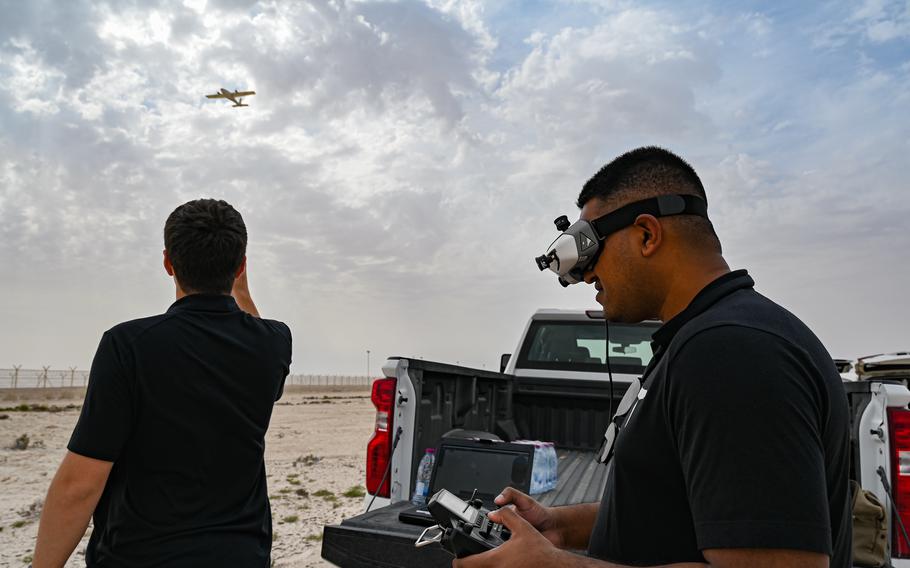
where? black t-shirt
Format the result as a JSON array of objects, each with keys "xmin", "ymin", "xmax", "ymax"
[
  {"xmin": 68, "ymin": 294, "xmax": 292, "ymax": 567},
  {"xmin": 588, "ymin": 270, "xmax": 851, "ymax": 567}
]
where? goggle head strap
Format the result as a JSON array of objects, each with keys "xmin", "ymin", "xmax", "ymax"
[{"xmin": 590, "ymin": 194, "xmax": 709, "ymax": 239}]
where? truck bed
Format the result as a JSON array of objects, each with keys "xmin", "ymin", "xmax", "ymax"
[
  {"xmin": 539, "ymin": 449, "xmax": 609, "ymax": 507},
  {"xmin": 322, "ymin": 450, "xmax": 605, "ymax": 567}
]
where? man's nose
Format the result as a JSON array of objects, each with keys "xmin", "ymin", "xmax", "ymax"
[{"xmin": 583, "ymin": 271, "xmax": 597, "ymax": 285}]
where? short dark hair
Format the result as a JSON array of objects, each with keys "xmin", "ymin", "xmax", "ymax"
[
  {"xmin": 577, "ymin": 146, "xmax": 720, "ymax": 252},
  {"xmin": 164, "ymin": 199, "xmax": 247, "ymax": 294}
]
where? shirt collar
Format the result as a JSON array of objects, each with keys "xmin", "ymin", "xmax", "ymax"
[
  {"xmin": 166, "ymin": 293, "xmax": 240, "ymax": 314},
  {"xmin": 651, "ymin": 269, "xmax": 755, "ymax": 351}
]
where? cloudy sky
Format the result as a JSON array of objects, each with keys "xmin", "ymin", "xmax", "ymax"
[{"xmin": 1, "ymin": 0, "xmax": 908, "ymax": 375}]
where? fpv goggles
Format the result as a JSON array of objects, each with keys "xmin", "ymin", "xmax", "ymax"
[{"xmin": 535, "ymin": 194, "xmax": 709, "ymax": 287}]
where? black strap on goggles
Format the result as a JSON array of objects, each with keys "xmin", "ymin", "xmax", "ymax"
[{"xmin": 590, "ymin": 194, "xmax": 709, "ymax": 240}]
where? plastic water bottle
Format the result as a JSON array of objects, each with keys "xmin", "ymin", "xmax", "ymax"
[
  {"xmin": 541, "ymin": 442, "xmax": 550, "ymax": 491},
  {"xmin": 411, "ymin": 448, "xmax": 435, "ymax": 505},
  {"xmin": 516, "ymin": 440, "xmax": 556, "ymax": 494},
  {"xmin": 543, "ymin": 442, "xmax": 552, "ymax": 492},
  {"xmin": 552, "ymin": 443, "xmax": 559, "ymax": 490},
  {"xmin": 545, "ymin": 442, "xmax": 558, "ymax": 491}
]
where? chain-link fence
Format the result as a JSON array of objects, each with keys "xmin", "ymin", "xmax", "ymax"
[{"xmin": 0, "ymin": 368, "xmax": 372, "ymax": 389}]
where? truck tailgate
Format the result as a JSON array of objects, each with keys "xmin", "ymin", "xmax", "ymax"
[{"xmin": 322, "ymin": 450, "xmax": 605, "ymax": 567}]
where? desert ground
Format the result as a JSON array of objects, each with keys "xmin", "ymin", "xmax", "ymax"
[{"xmin": 0, "ymin": 385, "xmax": 374, "ymax": 567}]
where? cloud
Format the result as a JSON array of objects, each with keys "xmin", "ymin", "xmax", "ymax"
[
  {"xmin": 811, "ymin": 0, "xmax": 910, "ymax": 48},
  {"xmin": 198, "ymin": 1, "xmax": 486, "ymax": 126},
  {"xmin": 492, "ymin": 8, "xmax": 720, "ymax": 175},
  {"xmin": 853, "ymin": 0, "xmax": 910, "ymax": 42},
  {"xmin": 0, "ymin": 0, "xmax": 908, "ymax": 371}
]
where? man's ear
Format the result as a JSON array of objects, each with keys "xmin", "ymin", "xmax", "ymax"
[
  {"xmin": 235, "ymin": 256, "xmax": 247, "ymax": 278},
  {"xmin": 634, "ymin": 214, "xmax": 662, "ymax": 257},
  {"xmin": 163, "ymin": 250, "xmax": 175, "ymax": 276}
]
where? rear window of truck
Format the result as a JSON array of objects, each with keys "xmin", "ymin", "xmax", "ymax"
[{"xmin": 517, "ymin": 320, "xmax": 659, "ymax": 375}]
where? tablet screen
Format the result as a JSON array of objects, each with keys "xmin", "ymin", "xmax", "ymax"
[{"xmin": 431, "ymin": 446, "xmax": 532, "ymax": 504}]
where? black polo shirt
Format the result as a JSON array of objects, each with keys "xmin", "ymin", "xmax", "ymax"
[
  {"xmin": 68, "ymin": 294, "xmax": 291, "ymax": 567},
  {"xmin": 587, "ymin": 270, "xmax": 850, "ymax": 567}
]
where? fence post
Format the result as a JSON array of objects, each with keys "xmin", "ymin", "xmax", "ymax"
[
  {"xmin": 12, "ymin": 365, "xmax": 21, "ymax": 389},
  {"xmin": 40, "ymin": 366, "xmax": 50, "ymax": 388}
]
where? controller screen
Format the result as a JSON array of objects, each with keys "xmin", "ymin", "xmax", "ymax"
[{"xmin": 436, "ymin": 490, "xmax": 479, "ymax": 524}]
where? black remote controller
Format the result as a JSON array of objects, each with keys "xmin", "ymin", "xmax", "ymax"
[{"xmin": 421, "ymin": 489, "xmax": 512, "ymax": 558}]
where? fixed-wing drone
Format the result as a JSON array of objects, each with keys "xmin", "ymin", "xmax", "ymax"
[{"xmin": 206, "ymin": 88, "xmax": 256, "ymax": 107}]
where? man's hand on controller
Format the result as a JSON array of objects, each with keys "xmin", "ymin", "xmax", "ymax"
[
  {"xmin": 452, "ymin": 505, "xmax": 569, "ymax": 568},
  {"xmin": 492, "ymin": 487, "xmax": 566, "ymax": 548}
]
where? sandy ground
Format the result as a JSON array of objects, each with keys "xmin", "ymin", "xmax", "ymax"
[{"xmin": 0, "ymin": 385, "xmax": 374, "ymax": 567}]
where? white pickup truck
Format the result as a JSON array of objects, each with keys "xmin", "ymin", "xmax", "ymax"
[{"xmin": 321, "ymin": 310, "xmax": 910, "ymax": 568}]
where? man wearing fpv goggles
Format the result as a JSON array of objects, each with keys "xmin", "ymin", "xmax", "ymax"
[{"xmin": 455, "ymin": 147, "xmax": 850, "ymax": 568}]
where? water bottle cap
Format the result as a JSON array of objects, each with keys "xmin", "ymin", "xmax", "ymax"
[{"xmin": 426, "ymin": 448, "xmax": 435, "ymax": 453}]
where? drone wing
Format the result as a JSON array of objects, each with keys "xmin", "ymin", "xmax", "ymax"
[{"xmin": 207, "ymin": 89, "xmax": 254, "ymax": 105}]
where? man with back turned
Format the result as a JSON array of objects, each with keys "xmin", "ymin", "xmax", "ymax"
[
  {"xmin": 33, "ymin": 199, "xmax": 292, "ymax": 567},
  {"xmin": 455, "ymin": 147, "xmax": 850, "ymax": 568}
]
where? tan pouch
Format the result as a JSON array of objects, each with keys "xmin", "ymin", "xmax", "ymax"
[{"xmin": 852, "ymin": 479, "xmax": 887, "ymax": 567}]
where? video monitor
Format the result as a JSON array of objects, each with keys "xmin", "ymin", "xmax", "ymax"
[{"xmin": 430, "ymin": 442, "xmax": 533, "ymax": 506}]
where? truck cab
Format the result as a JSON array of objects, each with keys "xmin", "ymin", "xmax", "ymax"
[{"xmin": 502, "ymin": 309, "xmax": 658, "ymax": 382}]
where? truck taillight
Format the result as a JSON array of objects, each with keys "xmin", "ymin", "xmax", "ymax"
[
  {"xmin": 888, "ymin": 407, "xmax": 910, "ymax": 557},
  {"xmin": 366, "ymin": 377, "xmax": 396, "ymax": 498}
]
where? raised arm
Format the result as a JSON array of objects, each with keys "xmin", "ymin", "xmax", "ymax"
[{"xmin": 232, "ymin": 259, "xmax": 260, "ymax": 317}]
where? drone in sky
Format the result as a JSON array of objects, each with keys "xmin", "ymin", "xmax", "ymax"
[{"xmin": 206, "ymin": 88, "xmax": 256, "ymax": 108}]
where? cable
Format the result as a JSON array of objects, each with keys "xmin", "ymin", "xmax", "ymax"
[
  {"xmin": 366, "ymin": 426, "xmax": 403, "ymax": 513},
  {"xmin": 605, "ymin": 318, "xmax": 614, "ymax": 419},
  {"xmin": 877, "ymin": 466, "xmax": 910, "ymax": 551}
]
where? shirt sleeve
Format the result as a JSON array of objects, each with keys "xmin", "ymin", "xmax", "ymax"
[
  {"xmin": 67, "ymin": 331, "xmax": 135, "ymax": 462},
  {"xmin": 666, "ymin": 325, "xmax": 832, "ymax": 555}
]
